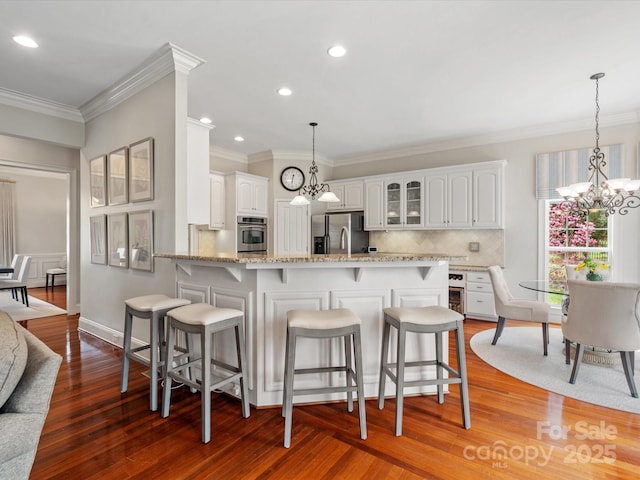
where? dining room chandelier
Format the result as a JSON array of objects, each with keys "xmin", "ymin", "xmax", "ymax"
[
  {"xmin": 556, "ymin": 73, "xmax": 640, "ymax": 216},
  {"xmin": 290, "ymin": 122, "xmax": 340, "ymax": 205}
]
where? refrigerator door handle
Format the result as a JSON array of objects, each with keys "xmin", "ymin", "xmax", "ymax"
[{"xmin": 340, "ymin": 226, "xmax": 351, "ymax": 255}]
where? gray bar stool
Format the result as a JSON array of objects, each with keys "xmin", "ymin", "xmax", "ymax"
[
  {"xmin": 378, "ymin": 306, "xmax": 470, "ymax": 436},
  {"xmin": 161, "ymin": 303, "xmax": 250, "ymax": 444},
  {"xmin": 120, "ymin": 294, "xmax": 191, "ymax": 411},
  {"xmin": 282, "ymin": 308, "xmax": 367, "ymax": 448}
]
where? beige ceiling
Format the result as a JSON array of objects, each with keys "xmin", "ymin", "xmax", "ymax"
[{"xmin": 2, "ymin": 0, "xmax": 640, "ymax": 162}]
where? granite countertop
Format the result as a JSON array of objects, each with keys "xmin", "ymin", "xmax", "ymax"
[
  {"xmin": 154, "ymin": 252, "xmax": 468, "ymax": 265},
  {"xmin": 450, "ymin": 264, "xmax": 492, "ymax": 272}
]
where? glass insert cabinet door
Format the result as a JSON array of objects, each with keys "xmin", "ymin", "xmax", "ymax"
[
  {"xmin": 405, "ymin": 180, "xmax": 422, "ymax": 225},
  {"xmin": 384, "ymin": 178, "xmax": 424, "ymax": 227},
  {"xmin": 386, "ymin": 181, "xmax": 402, "ymax": 226}
]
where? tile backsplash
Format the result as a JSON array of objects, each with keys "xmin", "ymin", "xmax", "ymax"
[
  {"xmin": 369, "ymin": 229, "xmax": 505, "ymax": 267},
  {"xmin": 192, "ymin": 228, "xmax": 216, "ymax": 255}
]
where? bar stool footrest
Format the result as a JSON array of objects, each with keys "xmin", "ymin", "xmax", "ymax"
[
  {"xmin": 168, "ymin": 368, "xmax": 243, "ymax": 393},
  {"xmin": 294, "ymin": 366, "xmax": 351, "ymax": 376},
  {"xmin": 385, "ymin": 361, "xmax": 460, "ymax": 377},
  {"xmin": 401, "ymin": 377, "xmax": 462, "ymax": 388},
  {"xmin": 293, "ymin": 385, "xmax": 359, "ymax": 397}
]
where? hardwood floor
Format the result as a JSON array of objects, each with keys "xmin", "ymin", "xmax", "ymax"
[{"xmin": 21, "ymin": 287, "xmax": 640, "ymax": 479}]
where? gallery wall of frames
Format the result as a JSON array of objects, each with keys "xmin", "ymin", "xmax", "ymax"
[{"xmin": 89, "ymin": 137, "xmax": 154, "ymax": 272}]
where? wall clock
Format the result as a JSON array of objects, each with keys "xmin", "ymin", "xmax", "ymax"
[{"xmin": 280, "ymin": 166, "xmax": 305, "ymax": 191}]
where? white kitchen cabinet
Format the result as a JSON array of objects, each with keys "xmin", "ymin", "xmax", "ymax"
[
  {"xmin": 215, "ymin": 172, "xmax": 269, "ymax": 254},
  {"xmin": 364, "ymin": 179, "xmax": 384, "ymax": 230},
  {"xmin": 347, "ymin": 160, "xmax": 505, "ymax": 231},
  {"xmin": 326, "ymin": 180, "xmax": 364, "ymax": 211},
  {"xmin": 385, "ymin": 179, "xmax": 402, "ymax": 228},
  {"xmin": 209, "ymin": 173, "xmax": 225, "ymax": 229},
  {"xmin": 275, "ymin": 200, "xmax": 309, "ymax": 255},
  {"xmin": 465, "ymin": 271, "xmax": 497, "ymax": 321},
  {"xmin": 186, "ymin": 119, "xmax": 213, "ymax": 225},
  {"xmin": 384, "ymin": 176, "xmax": 424, "ymax": 229},
  {"xmin": 424, "ymin": 174, "xmax": 447, "ymax": 227},
  {"xmin": 472, "ymin": 164, "xmax": 504, "ymax": 228},
  {"xmin": 235, "ymin": 173, "xmax": 268, "ymax": 217},
  {"xmin": 424, "ymin": 164, "xmax": 505, "ymax": 229},
  {"xmin": 424, "ymin": 171, "xmax": 472, "ymax": 228},
  {"xmin": 448, "ymin": 171, "xmax": 473, "ymax": 228}
]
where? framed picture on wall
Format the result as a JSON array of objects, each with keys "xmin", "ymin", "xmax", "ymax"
[
  {"xmin": 90, "ymin": 215, "xmax": 107, "ymax": 265},
  {"xmin": 108, "ymin": 147, "xmax": 128, "ymax": 205},
  {"xmin": 129, "ymin": 209, "xmax": 153, "ymax": 272},
  {"xmin": 89, "ymin": 155, "xmax": 107, "ymax": 207},
  {"xmin": 129, "ymin": 137, "xmax": 154, "ymax": 202},
  {"xmin": 107, "ymin": 212, "xmax": 128, "ymax": 268}
]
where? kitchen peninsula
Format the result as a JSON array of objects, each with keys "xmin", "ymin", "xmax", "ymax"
[{"xmin": 155, "ymin": 252, "xmax": 466, "ymax": 407}]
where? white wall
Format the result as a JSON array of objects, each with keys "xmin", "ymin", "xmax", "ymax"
[
  {"xmin": 332, "ymin": 123, "xmax": 640, "ymax": 295},
  {"xmin": 4, "ymin": 170, "xmax": 67, "ymax": 253},
  {"xmin": 79, "ymin": 72, "xmax": 183, "ymax": 341},
  {"xmin": 0, "ymin": 133, "xmax": 79, "ymax": 171},
  {"xmin": 0, "ymin": 103, "xmax": 84, "ymax": 148}
]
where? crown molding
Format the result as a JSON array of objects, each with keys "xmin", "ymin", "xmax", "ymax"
[
  {"xmin": 246, "ymin": 150, "xmax": 273, "ymax": 164},
  {"xmin": 249, "ymin": 149, "xmax": 334, "ymax": 167},
  {"xmin": 0, "ymin": 87, "xmax": 83, "ymax": 122},
  {"xmin": 336, "ymin": 110, "xmax": 640, "ymax": 166},
  {"xmin": 170, "ymin": 43, "xmax": 207, "ymax": 74},
  {"xmin": 80, "ymin": 43, "xmax": 205, "ymax": 122},
  {"xmin": 211, "ymin": 145, "xmax": 248, "ymax": 164}
]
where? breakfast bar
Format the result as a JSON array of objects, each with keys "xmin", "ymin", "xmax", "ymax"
[{"xmin": 155, "ymin": 252, "xmax": 465, "ymax": 407}]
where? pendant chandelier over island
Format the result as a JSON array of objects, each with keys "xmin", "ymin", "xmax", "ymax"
[{"xmin": 290, "ymin": 122, "xmax": 340, "ymax": 206}]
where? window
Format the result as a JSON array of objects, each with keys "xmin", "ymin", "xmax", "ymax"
[{"xmin": 544, "ymin": 201, "xmax": 611, "ymax": 305}]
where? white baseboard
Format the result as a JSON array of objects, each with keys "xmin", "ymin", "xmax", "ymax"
[{"xmin": 78, "ymin": 316, "xmax": 146, "ymax": 352}]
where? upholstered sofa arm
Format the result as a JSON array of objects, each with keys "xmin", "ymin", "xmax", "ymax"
[
  {"xmin": 0, "ymin": 413, "xmax": 42, "ymax": 463},
  {"xmin": 1, "ymin": 328, "xmax": 61, "ymax": 415},
  {"xmin": 0, "ymin": 324, "xmax": 61, "ymax": 480}
]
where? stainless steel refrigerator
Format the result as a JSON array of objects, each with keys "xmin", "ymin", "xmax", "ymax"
[{"xmin": 311, "ymin": 212, "xmax": 369, "ymax": 255}]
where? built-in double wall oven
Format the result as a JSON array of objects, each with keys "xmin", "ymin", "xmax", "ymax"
[{"xmin": 237, "ymin": 216, "xmax": 267, "ymax": 253}]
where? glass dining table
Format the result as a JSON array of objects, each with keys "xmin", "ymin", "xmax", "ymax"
[{"xmin": 519, "ymin": 280, "xmax": 570, "ymax": 314}]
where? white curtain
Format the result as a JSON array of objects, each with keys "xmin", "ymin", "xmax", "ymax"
[{"xmin": 0, "ymin": 179, "xmax": 16, "ymax": 265}]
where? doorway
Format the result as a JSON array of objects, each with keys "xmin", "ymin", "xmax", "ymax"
[{"xmin": 0, "ymin": 162, "xmax": 79, "ymax": 314}]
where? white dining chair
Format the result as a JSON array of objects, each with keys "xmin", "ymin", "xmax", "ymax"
[
  {"xmin": 0, "ymin": 255, "xmax": 32, "ymax": 306},
  {"xmin": 488, "ymin": 265, "xmax": 551, "ymax": 355},
  {"xmin": 562, "ymin": 279, "xmax": 640, "ymax": 397},
  {"xmin": 0, "ymin": 254, "xmax": 20, "ymax": 279}
]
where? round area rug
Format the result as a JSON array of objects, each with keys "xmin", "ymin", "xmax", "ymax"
[{"xmin": 470, "ymin": 326, "xmax": 640, "ymax": 414}]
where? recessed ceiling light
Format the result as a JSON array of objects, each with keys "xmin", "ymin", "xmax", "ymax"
[
  {"xmin": 277, "ymin": 87, "xmax": 292, "ymax": 96},
  {"xmin": 327, "ymin": 45, "xmax": 346, "ymax": 58},
  {"xmin": 13, "ymin": 35, "xmax": 38, "ymax": 48},
  {"xmin": 199, "ymin": 117, "xmax": 212, "ymax": 124},
  {"xmin": 234, "ymin": 136, "xmax": 245, "ymax": 142}
]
